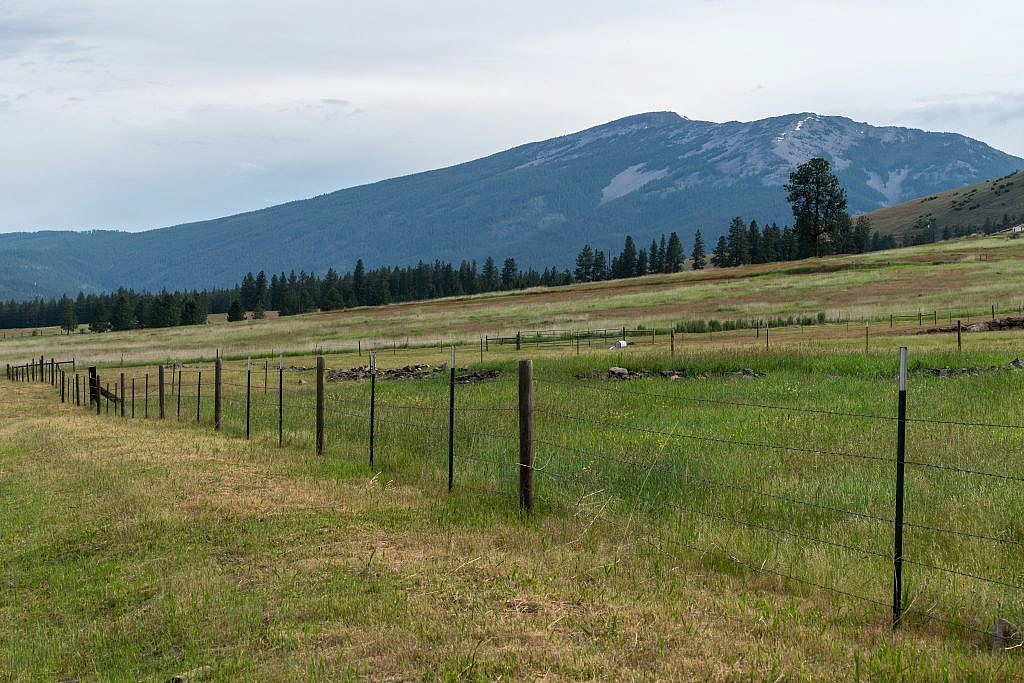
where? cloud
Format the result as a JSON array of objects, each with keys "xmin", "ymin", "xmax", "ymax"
[{"xmin": 0, "ymin": 0, "xmax": 1021, "ymax": 232}]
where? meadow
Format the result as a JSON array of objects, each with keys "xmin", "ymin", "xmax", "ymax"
[{"xmin": 2, "ymin": 236, "xmax": 1023, "ymax": 680}]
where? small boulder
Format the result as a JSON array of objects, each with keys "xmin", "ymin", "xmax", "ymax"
[
  {"xmin": 608, "ymin": 367, "xmax": 630, "ymax": 379},
  {"xmin": 991, "ymin": 618, "xmax": 1020, "ymax": 651}
]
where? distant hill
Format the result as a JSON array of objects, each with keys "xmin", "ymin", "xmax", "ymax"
[
  {"xmin": 1, "ymin": 111, "xmax": 1021, "ymax": 300},
  {"xmin": 860, "ymin": 171, "xmax": 1024, "ymax": 240}
]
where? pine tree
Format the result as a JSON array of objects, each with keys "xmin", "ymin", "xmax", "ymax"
[
  {"xmin": 615, "ymin": 236, "xmax": 638, "ymax": 278},
  {"xmin": 481, "ymin": 256, "xmax": 499, "ymax": 291},
  {"xmin": 748, "ymin": 220, "xmax": 763, "ymax": 263},
  {"xmin": 690, "ymin": 230, "xmax": 706, "ymax": 270},
  {"xmin": 60, "ymin": 298, "xmax": 78, "ymax": 335},
  {"xmin": 649, "ymin": 239, "xmax": 662, "ymax": 274},
  {"xmin": 725, "ymin": 217, "xmax": 750, "ymax": 266},
  {"xmin": 227, "ymin": 299, "xmax": 245, "ymax": 322},
  {"xmin": 89, "ymin": 300, "xmax": 111, "ymax": 332},
  {"xmin": 592, "ymin": 251, "xmax": 608, "ymax": 280},
  {"xmin": 574, "ymin": 245, "xmax": 594, "ymax": 282},
  {"xmin": 710, "ymin": 236, "xmax": 728, "ymax": 268},
  {"xmin": 239, "ymin": 272, "xmax": 257, "ymax": 310},
  {"xmin": 785, "ymin": 157, "xmax": 848, "ymax": 257},
  {"xmin": 636, "ymin": 249, "xmax": 648, "ymax": 277},
  {"xmin": 665, "ymin": 232, "xmax": 684, "ymax": 272},
  {"xmin": 352, "ymin": 260, "xmax": 366, "ymax": 305},
  {"xmin": 111, "ymin": 293, "xmax": 134, "ymax": 331}
]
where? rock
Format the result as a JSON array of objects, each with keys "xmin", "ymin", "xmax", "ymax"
[
  {"xmin": 991, "ymin": 618, "xmax": 1020, "ymax": 651},
  {"xmin": 741, "ymin": 368, "xmax": 757, "ymax": 376},
  {"xmin": 456, "ymin": 369, "xmax": 503, "ymax": 384},
  {"xmin": 297, "ymin": 379, "xmax": 306, "ymax": 385},
  {"xmin": 1010, "ymin": 357, "xmax": 1023, "ymax": 369},
  {"xmin": 168, "ymin": 666, "xmax": 212, "ymax": 682},
  {"xmin": 608, "ymin": 367, "xmax": 630, "ymax": 378}
]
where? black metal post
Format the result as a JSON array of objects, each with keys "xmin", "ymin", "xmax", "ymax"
[
  {"xmin": 196, "ymin": 369, "xmax": 202, "ymax": 421},
  {"xmin": 278, "ymin": 356, "xmax": 283, "ymax": 447},
  {"xmin": 448, "ymin": 346, "xmax": 455, "ymax": 492},
  {"xmin": 246, "ymin": 359, "xmax": 252, "ymax": 440},
  {"xmin": 893, "ymin": 347, "xmax": 908, "ymax": 629},
  {"xmin": 176, "ymin": 369, "xmax": 182, "ymax": 419}
]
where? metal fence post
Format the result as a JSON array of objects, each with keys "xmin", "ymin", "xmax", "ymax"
[
  {"xmin": 519, "ymin": 359, "xmax": 534, "ymax": 513},
  {"xmin": 448, "ymin": 346, "xmax": 456, "ymax": 491},
  {"xmin": 893, "ymin": 347, "xmax": 908, "ymax": 629},
  {"xmin": 196, "ymin": 368, "xmax": 202, "ymax": 421},
  {"xmin": 315, "ymin": 355, "xmax": 325, "ymax": 455},
  {"xmin": 214, "ymin": 358, "xmax": 222, "ymax": 430},
  {"xmin": 369, "ymin": 352, "xmax": 376, "ymax": 468},
  {"xmin": 176, "ymin": 369, "xmax": 182, "ymax": 419},
  {"xmin": 246, "ymin": 357, "xmax": 252, "ymax": 440},
  {"xmin": 158, "ymin": 365, "xmax": 165, "ymax": 419},
  {"xmin": 278, "ymin": 354, "xmax": 283, "ymax": 447},
  {"xmin": 120, "ymin": 372, "xmax": 126, "ymax": 417}
]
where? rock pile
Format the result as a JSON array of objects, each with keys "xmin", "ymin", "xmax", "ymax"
[
  {"xmin": 920, "ymin": 317, "xmax": 1024, "ymax": 334},
  {"xmin": 456, "ymin": 369, "xmax": 503, "ymax": 384},
  {"xmin": 578, "ymin": 367, "xmax": 760, "ymax": 380}
]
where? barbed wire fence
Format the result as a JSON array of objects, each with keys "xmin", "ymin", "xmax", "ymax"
[{"xmin": 5, "ymin": 346, "xmax": 1024, "ymax": 652}]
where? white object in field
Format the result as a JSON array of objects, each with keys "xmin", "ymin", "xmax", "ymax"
[{"xmin": 609, "ymin": 340, "xmax": 628, "ymax": 350}]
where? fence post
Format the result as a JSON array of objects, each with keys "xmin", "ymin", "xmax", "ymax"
[
  {"xmin": 158, "ymin": 365, "xmax": 165, "ymax": 419},
  {"xmin": 957, "ymin": 320, "xmax": 962, "ymax": 352},
  {"xmin": 60, "ymin": 371, "xmax": 65, "ymax": 403},
  {"xmin": 448, "ymin": 346, "xmax": 456, "ymax": 492},
  {"xmin": 120, "ymin": 372, "xmax": 126, "ymax": 417},
  {"xmin": 992, "ymin": 304, "xmax": 996, "ymax": 321},
  {"xmin": 145, "ymin": 374, "xmax": 150, "ymax": 418},
  {"xmin": 765, "ymin": 322, "xmax": 770, "ymax": 349},
  {"xmin": 278, "ymin": 354, "xmax": 283, "ymax": 447},
  {"xmin": 131, "ymin": 377, "xmax": 135, "ymax": 418},
  {"xmin": 214, "ymin": 358, "xmax": 222, "ymax": 430},
  {"xmin": 892, "ymin": 347, "xmax": 908, "ymax": 629},
  {"xmin": 369, "ymin": 352, "xmax": 376, "ymax": 468},
  {"xmin": 40, "ymin": 355, "xmax": 44, "ymax": 383},
  {"xmin": 246, "ymin": 357, "xmax": 252, "ymax": 440},
  {"xmin": 176, "ymin": 369, "xmax": 182, "ymax": 419},
  {"xmin": 315, "ymin": 355, "xmax": 325, "ymax": 455},
  {"xmin": 519, "ymin": 359, "xmax": 534, "ymax": 513},
  {"xmin": 864, "ymin": 323, "xmax": 869, "ymax": 353},
  {"xmin": 106, "ymin": 383, "xmax": 110, "ymax": 414},
  {"xmin": 515, "ymin": 331, "xmax": 521, "ymax": 351},
  {"xmin": 264, "ymin": 359, "xmax": 268, "ymax": 394},
  {"xmin": 670, "ymin": 328, "xmax": 675, "ymax": 357},
  {"xmin": 196, "ymin": 368, "xmax": 202, "ymax": 421}
]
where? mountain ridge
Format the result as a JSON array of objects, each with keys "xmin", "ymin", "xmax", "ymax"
[{"xmin": 1, "ymin": 111, "xmax": 1021, "ymax": 300}]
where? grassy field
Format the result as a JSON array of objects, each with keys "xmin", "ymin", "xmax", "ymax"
[
  {"xmin": 2, "ymin": 233, "xmax": 1024, "ymax": 369},
  {"xmin": 3, "ymin": 235, "xmax": 1024, "ymax": 679}
]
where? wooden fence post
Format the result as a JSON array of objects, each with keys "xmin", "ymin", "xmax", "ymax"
[
  {"xmin": 214, "ymin": 358, "xmax": 222, "ymax": 430},
  {"xmin": 158, "ymin": 365, "xmax": 165, "ymax": 419},
  {"xmin": 519, "ymin": 359, "xmax": 534, "ymax": 513},
  {"xmin": 957, "ymin": 320, "xmax": 962, "ymax": 352},
  {"xmin": 316, "ymin": 356, "xmax": 325, "ymax": 455}
]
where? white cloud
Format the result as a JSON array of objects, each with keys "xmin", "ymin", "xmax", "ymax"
[{"xmin": 0, "ymin": 0, "xmax": 1022, "ymax": 231}]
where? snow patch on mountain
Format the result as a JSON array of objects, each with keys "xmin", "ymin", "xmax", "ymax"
[
  {"xmin": 865, "ymin": 168, "xmax": 911, "ymax": 203},
  {"xmin": 601, "ymin": 164, "xmax": 669, "ymax": 204}
]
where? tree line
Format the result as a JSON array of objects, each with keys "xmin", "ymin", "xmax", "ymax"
[{"xmin": 4, "ymin": 157, "xmax": 996, "ymax": 332}]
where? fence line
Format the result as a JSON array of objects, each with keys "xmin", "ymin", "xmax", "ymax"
[{"xmin": 6, "ymin": 348, "xmax": 1023, "ymax": 651}]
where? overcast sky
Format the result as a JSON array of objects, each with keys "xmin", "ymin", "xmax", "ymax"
[{"xmin": 2, "ymin": 0, "xmax": 1022, "ymax": 233}]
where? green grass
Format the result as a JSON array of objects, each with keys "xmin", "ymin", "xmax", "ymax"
[{"xmin": 10, "ymin": 336, "xmax": 1022, "ymax": 678}]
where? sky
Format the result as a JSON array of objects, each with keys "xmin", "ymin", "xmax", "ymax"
[{"xmin": 1, "ymin": 0, "xmax": 1023, "ymax": 233}]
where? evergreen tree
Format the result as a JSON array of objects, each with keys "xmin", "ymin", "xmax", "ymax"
[
  {"xmin": 500, "ymin": 258, "xmax": 518, "ymax": 289},
  {"xmin": 725, "ymin": 217, "xmax": 750, "ymax": 266},
  {"xmin": 254, "ymin": 271, "xmax": 268, "ymax": 309},
  {"xmin": 574, "ymin": 245, "xmax": 595, "ymax": 282},
  {"xmin": 665, "ymin": 232, "xmax": 684, "ymax": 272},
  {"xmin": 615, "ymin": 236, "xmax": 638, "ymax": 278},
  {"xmin": 352, "ymin": 260, "xmax": 366, "ymax": 305},
  {"xmin": 690, "ymin": 230, "xmax": 706, "ymax": 270},
  {"xmin": 785, "ymin": 157, "xmax": 848, "ymax": 257},
  {"xmin": 110, "ymin": 293, "xmax": 134, "ymax": 331},
  {"xmin": 710, "ymin": 235, "xmax": 729, "ymax": 268},
  {"xmin": 60, "ymin": 298, "xmax": 78, "ymax": 334},
  {"xmin": 649, "ymin": 238, "xmax": 662, "ymax": 274},
  {"xmin": 481, "ymin": 256, "xmax": 499, "ymax": 291},
  {"xmin": 89, "ymin": 300, "xmax": 111, "ymax": 332},
  {"xmin": 227, "ymin": 299, "xmax": 245, "ymax": 322},
  {"xmin": 239, "ymin": 272, "xmax": 257, "ymax": 310},
  {"xmin": 636, "ymin": 249, "xmax": 648, "ymax": 276},
  {"xmin": 592, "ymin": 250, "xmax": 608, "ymax": 280},
  {"xmin": 852, "ymin": 216, "xmax": 873, "ymax": 253},
  {"xmin": 748, "ymin": 219, "xmax": 763, "ymax": 263}
]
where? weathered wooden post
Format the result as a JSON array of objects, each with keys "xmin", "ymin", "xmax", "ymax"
[
  {"xmin": 519, "ymin": 359, "xmax": 534, "ymax": 513},
  {"xmin": 515, "ymin": 331, "xmax": 521, "ymax": 351},
  {"xmin": 315, "ymin": 355, "xmax": 325, "ymax": 455},
  {"xmin": 957, "ymin": 320, "xmax": 962, "ymax": 352},
  {"xmin": 670, "ymin": 328, "xmax": 675, "ymax": 357},
  {"xmin": 214, "ymin": 358, "xmax": 222, "ymax": 431}
]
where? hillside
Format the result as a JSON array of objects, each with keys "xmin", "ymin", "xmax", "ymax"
[
  {"xmin": 4, "ymin": 232, "xmax": 1023, "ymax": 365},
  {"xmin": 862, "ymin": 171, "xmax": 1024, "ymax": 239},
  {"xmin": 1, "ymin": 112, "xmax": 1021, "ymax": 299}
]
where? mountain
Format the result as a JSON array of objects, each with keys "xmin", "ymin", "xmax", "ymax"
[
  {"xmin": 2, "ymin": 112, "xmax": 1021, "ymax": 300},
  {"xmin": 861, "ymin": 171, "xmax": 1023, "ymax": 238}
]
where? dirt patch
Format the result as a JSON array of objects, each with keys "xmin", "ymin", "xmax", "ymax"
[
  {"xmin": 577, "ymin": 367, "xmax": 761, "ymax": 381},
  {"xmin": 920, "ymin": 316, "xmax": 1024, "ymax": 334}
]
